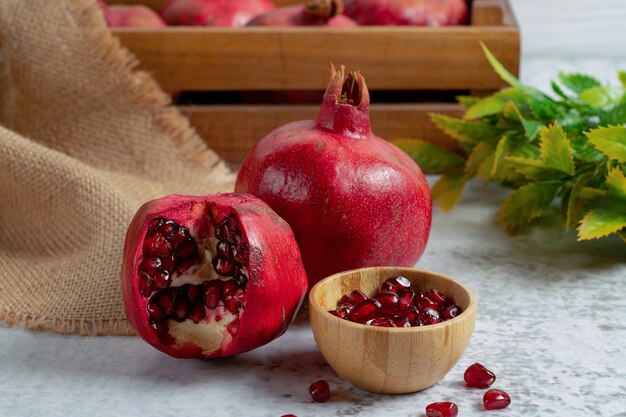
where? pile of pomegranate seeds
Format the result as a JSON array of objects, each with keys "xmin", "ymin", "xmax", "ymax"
[
  {"xmin": 425, "ymin": 401, "xmax": 458, "ymax": 417},
  {"xmin": 309, "ymin": 380, "xmax": 331, "ymax": 403},
  {"xmin": 328, "ymin": 276, "xmax": 462, "ymax": 327}
]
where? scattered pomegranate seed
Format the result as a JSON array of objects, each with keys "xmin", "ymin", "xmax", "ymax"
[
  {"xmin": 426, "ymin": 401, "xmax": 458, "ymax": 417},
  {"xmin": 281, "ymin": 415, "xmax": 297, "ymax": 417},
  {"xmin": 328, "ymin": 277, "xmax": 462, "ymax": 328},
  {"xmin": 464, "ymin": 363, "xmax": 496, "ymax": 388},
  {"xmin": 309, "ymin": 380, "xmax": 330, "ymax": 403},
  {"xmin": 483, "ymin": 389, "xmax": 511, "ymax": 410}
]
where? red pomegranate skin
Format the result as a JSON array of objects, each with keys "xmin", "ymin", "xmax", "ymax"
[
  {"xmin": 343, "ymin": 0, "xmax": 468, "ymax": 26},
  {"xmin": 161, "ymin": 0, "xmax": 275, "ymax": 27},
  {"xmin": 121, "ymin": 193, "xmax": 308, "ymax": 359},
  {"xmin": 101, "ymin": 4, "xmax": 167, "ymax": 28},
  {"xmin": 246, "ymin": 0, "xmax": 358, "ymax": 27},
  {"xmin": 235, "ymin": 66, "xmax": 432, "ymax": 287}
]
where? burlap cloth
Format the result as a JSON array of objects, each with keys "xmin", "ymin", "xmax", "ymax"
[{"xmin": 0, "ymin": 0, "xmax": 235, "ymax": 335}]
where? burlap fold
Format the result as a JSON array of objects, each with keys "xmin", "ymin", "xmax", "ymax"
[{"xmin": 0, "ymin": 0, "xmax": 235, "ymax": 335}]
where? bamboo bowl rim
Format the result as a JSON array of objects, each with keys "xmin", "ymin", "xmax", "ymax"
[{"xmin": 309, "ymin": 266, "xmax": 477, "ymax": 333}]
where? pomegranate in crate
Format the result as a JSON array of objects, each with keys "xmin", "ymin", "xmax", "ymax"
[{"xmin": 161, "ymin": 0, "xmax": 275, "ymax": 27}]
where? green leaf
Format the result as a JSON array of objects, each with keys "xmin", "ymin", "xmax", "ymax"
[
  {"xmin": 430, "ymin": 113, "xmax": 505, "ymax": 144},
  {"xmin": 618, "ymin": 70, "xmax": 626, "ymax": 88},
  {"xmin": 558, "ymin": 72, "xmax": 601, "ymax": 94},
  {"xmin": 392, "ymin": 139, "xmax": 464, "ymax": 174},
  {"xmin": 464, "ymin": 88, "xmax": 526, "ymax": 120},
  {"xmin": 497, "ymin": 182, "xmax": 561, "ymax": 227},
  {"xmin": 506, "ymin": 156, "xmax": 563, "ymax": 181},
  {"xmin": 551, "ymin": 80, "xmax": 571, "ymax": 100},
  {"xmin": 585, "ymin": 125, "xmax": 626, "ymax": 162},
  {"xmin": 606, "ymin": 167, "xmax": 626, "ymax": 200},
  {"xmin": 456, "ymin": 95, "xmax": 482, "ymax": 108},
  {"xmin": 539, "ymin": 123, "xmax": 575, "ymax": 176},
  {"xmin": 465, "ymin": 140, "xmax": 497, "ymax": 179},
  {"xmin": 432, "ymin": 171, "xmax": 472, "ymax": 212},
  {"xmin": 491, "ymin": 135, "xmax": 512, "ymax": 177},
  {"xmin": 600, "ymin": 102, "xmax": 626, "ymax": 125},
  {"xmin": 578, "ymin": 204, "xmax": 626, "ymax": 240},
  {"xmin": 502, "ymin": 102, "xmax": 543, "ymax": 140},
  {"xmin": 564, "ymin": 172, "xmax": 594, "ymax": 230},
  {"xmin": 480, "ymin": 43, "xmax": 522, "ymax": 88},
  {"xmin": 579, "ymin": 86, "xmax": 625, "ymax": 109}
]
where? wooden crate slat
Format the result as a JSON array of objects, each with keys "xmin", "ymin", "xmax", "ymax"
[
  {"xmin": 115, "ymin": 26, "xmax": 518, "ymax": 91},
  {"xmin": 183, "ymin": 103, "xmax": 464, "ymax": 163}
]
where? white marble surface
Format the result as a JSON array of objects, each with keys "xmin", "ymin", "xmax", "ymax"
[{"xmin": 1, "ymin": 176, "xmax": 625, "ymax": 417}]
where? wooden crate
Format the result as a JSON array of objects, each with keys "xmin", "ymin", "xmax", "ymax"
[{"xmin": 109, "ymin": 0, "xmax": 519, "ymax": 163}]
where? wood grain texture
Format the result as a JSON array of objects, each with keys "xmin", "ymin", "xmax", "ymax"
[
  {"xmin": 308, "ymin": 267, "xmax": 477, "ymax": 394},
  {"xmin": 183, "ymin": 103, "xmax": 464, "ymax": 163},
  {"xmin": 114, "ymin": 26, "xmax": 519, "ymax": 91}
]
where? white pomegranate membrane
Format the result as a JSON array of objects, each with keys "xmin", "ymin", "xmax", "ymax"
[
  {"xmin": 139, "ymin": 215, "xmax": 248, "ymax": 348},
  {"xmin": 328, "ymin": 276, "xmax": 462, "ymax": 327}
]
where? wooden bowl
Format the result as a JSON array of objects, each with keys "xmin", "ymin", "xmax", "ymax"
[{"xmin": 308, "ymin": 267, "xmax": 477, "ymax": 394}]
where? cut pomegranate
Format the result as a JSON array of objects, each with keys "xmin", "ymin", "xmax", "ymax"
[
  {"xmin": 327, "ymin": 277, "xmax": 461, "ymax": 327},
  {"xmin": 426, "ymin": 402, "xmax": 458, "ymax": 417},
  {"xmin": 309, "ymin": 380, "xmax": 331, "ymax": 403},
  {"xmin": 483, "ymin": 389, "xmax": 511, "ymax": 410},
  {"xmin": 464, "ymin": 362, "xmax": 496, "ymax": 388},
  {"xmin": 121, "ymin": 194, "xmax": 307, "ymax": 359}
]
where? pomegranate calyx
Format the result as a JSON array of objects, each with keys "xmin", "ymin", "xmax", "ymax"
[
  {"xmin": 316, "ymin": 64, "xmax": 371, "ymax": 139},
  {"xmin": 305, "ymin": 0, "xmax": 343, "ymax": 18}
]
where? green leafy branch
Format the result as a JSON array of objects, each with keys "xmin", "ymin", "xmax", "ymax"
[{"xmin": 394, "ymin": 44, "xmax": 626, "ymax": 243}]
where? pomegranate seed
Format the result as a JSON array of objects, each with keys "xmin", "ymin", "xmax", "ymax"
[
  {"xmin": 189, "ymin": 304, "xmax": 206, "ymax": 323},
  {"xmin": 155, "ymin": 291, "xmax": 174, "ymax": 315},
  {"xmin": 217, "ymin": 241, "xmax": 230, "ymax": 258},
  {"xmin": 184, "ymin": 284, "xmax": 200, "ymax": 303},
  {"xmin": 176, "ymin": 257, "xmax": 196, "ymax": 274},
  {"xmin": 216, "ymin": 219, "xmax": 232, "ymax": 243},
  {"xmin": 152, "ymin": 270, "xmax": 171, "ymax": 290},
  {"xmin": 138, "ymin": 272, "xmax": 153, "ymax": 296},
  {"xmin": 419, "ymin": 308, "xmax": 441, "ymax": 325},
  {"xmin": 349, "ymin": 289, "xmax": 369, "ymax": 304},
  {"xmin": 399, "ymin": 306, "xmax": 419, "ymax": 323},
  {"xmin": 425, "ymin": 289, "xmax": 447, "ymax": 306},
  {"xmin": 149, "ymin": 233, "xmax": 173, "ymax": 257},
  {"xmin": 336, "ymin": 305, "xmax": 352, "ymax": 319},
  {"xmin": 394, "ymin": 316, "xmax": 411, "ymax": 327},
  {"xmin": 309, "ymin": 380, "xmax": 330, "ymax": 403},
  {"xmin": 381, "ymin": 281, "xmax": 399, "ymax": 294},
  {"xmin": 464, "ymin": 363, "xmax": 496, "ymax": 388},
  {"xmin": 150, "ymin": 320, "xmax": 168, "ymax": 335},
  {"xmin": 224, "ymin": 297, "xmax": 243, "ymax": 314},
  {"xmin": 426, "ymin": 402, "xmax": 458, "ymax": 417},
  {"xmin": 366, "ymin": 315, "xmax": 396, "ymax": 327},
  {"xmin": 170, "ymin": 227, "xmax": 188, "ymax": 248},
  {"xmin": 159, "ymin": 221, "xmax": 177, "ymax": 237},
  {"xmin": 338, "ymin": 294, "xmax": 352, "ymax": 306},
  {"xmin": 227, "ymin": 317, "xmax": 240, "ymax": 335},
  {"xmin": 483, "ymin": 389, "xmax": 511, "ymax": 410},
  {"xmin": 281, "ymin": 415, "xmax": 297, "ymax": 417},
  {"xmin": 443, "ymin": 304, "xmax": 461, "ymax": 320},
  {"xmin": 140, "ymin": 256, "xmax": 162, "ymax": 273},
  {"xmin": 374, "ymin": 291, "xmax": 400, "ymax": 314},
  {"xmin": 203, "ymin": 280, "xmax": 222, "ymax": 309},
  {"xmin": 417, "ymin": 297, "xmax": 439, "ymax": 312},
  {"xmin": 147, "ymin": 302, "xmax": 166, "ymax": 320},
  {"xmin": 234, "ymin": 268, "xmax": 248, "ymax": 288},
  {"xmin": 178, "ymin": 240, "xmax": 197, "ymax": 259},
  {"xmin": 149, "ymin": 217, "xmax": 163, "ymax": 231},
  {"xmin": 328, "ymin": 310, "xmax": 338, "ymax": 317},
  {"xmin": 160, "ymin": 254, "xmax": 176, "ymax": 272},
  {"xmin": 213, "ymin": 257, "xmax": 235, "ymax": 276},
  {"xmin": 230, "ymin": 243, "xmax": 247, "ymax": 264},
  {"xmin": 349, "ymin": 299, "xmax": 382, "ymax": 323},
  {"xmin": 396, "ymin": 288, "xmax": 414, "ymax": 310},
  {"xmin": 385, "ymin": 276, "xmax": 411, "ymax": 290},
  {"xmin": 222, "ymin": 279, "xmax": 239, "ymax": 298}
]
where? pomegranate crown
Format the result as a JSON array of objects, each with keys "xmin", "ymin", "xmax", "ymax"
[
  {"xmin": 316, "ymin": 63, "xmax": 372, "ymax": 138},
  {"xmin": 305, "ymin": 0, "xmax": 344, "ymax": 18}
]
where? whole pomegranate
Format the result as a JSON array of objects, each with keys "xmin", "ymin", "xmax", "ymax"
[
  {"xmin": 160, "ymin": 0, "xmax": 275, "ymax": 27},
  {"xmin": 246, "ymin": 0, "xmax": 357, "ymax": 27},
  {"xmin": 121, "ymin": 193, "xmax": 307, "ymax": 359},
  {"xmin": 343, "ymin": 0, "xmax": 468, "ymax": 26},
  {"xmin": 98, "ymin": 2, "xmax": 167, "ymax": 28},
  {"xmin": 235, "ymin": 65, "xmax": 432, "ymax": 288}
]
